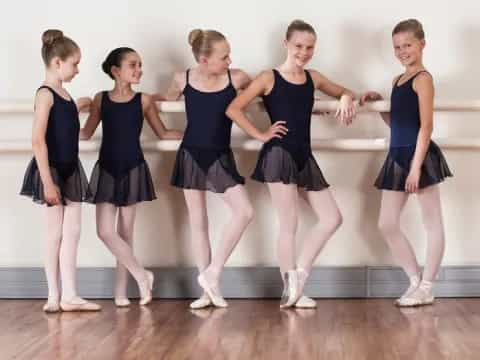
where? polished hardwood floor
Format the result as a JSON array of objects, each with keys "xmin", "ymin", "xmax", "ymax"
[{"xmin": 0, "ymin": 299, "xmax": 479, "ymax": 359}]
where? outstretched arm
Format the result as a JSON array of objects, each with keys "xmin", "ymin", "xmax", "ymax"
[
  {"xmin": 143, "ymin": 93, "xmax": 183, "ymax": 140},
  {"xmin": 359, "ymin": 91, "xmax": 390, "ymax": 125},
  {"xmin": 152, "ymin": 71, "xmax": 186, "ymax": 102},
  {"xmin": 309, "ymin": 70, "xmax": 356, "ymax": 125},
  {"xmin": 75, "ymin": 97, "xmax": 92, "ymax": 113},
  {"xmin": 79, "ymin": 92, "xmax": 102, "ymax": 140}
]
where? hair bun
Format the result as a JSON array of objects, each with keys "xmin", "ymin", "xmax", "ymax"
[
  {"xmin": 188, "ymin": 29, "xmax": 203, "ymax": 45},
  {"xmin": 42, "ymin": 29, "xmax": 64, "ymax": 46},
  {"xmin": 290, "ymin": 19, "xmax": 305, "ymax": 26}
]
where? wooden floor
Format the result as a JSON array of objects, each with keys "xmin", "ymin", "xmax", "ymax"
[{"xmin": 1, "ymin": 299, "xmax": 479, "ymax": 359}]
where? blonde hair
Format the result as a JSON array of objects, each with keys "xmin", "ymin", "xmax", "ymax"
[
  {"xmin": 188, "ymin": 29, "xmax": 226, "ymax": 62},
  {"xmin": 392, "ymin": 19, "xmax": 425, "ymax": 40},
  {"xmin": 286, "ymin": 19, "xmax": 316, "ymax": 40},
  {"xmin": 41, "ymin": 29, "xmax": 79, "ymax": 66}
]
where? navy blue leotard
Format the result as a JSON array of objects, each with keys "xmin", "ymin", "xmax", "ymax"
[
  {"xmin": 251, "ymin": 69, "xmax": 329, "ymax": 191},
  {"xmin": 88, "ymin": 92, "xmax": 156, "ymax": 206},
  {"xmin": 375, "ymin": 71, "xmax": 452, "ymax": 190},
  {"xmin": 171, "ymin": 69, "xmax": 244, "ymax": 193},
  {"xmin": 20, "ymin": 85, "xmax": 91, "ymax": 205}
]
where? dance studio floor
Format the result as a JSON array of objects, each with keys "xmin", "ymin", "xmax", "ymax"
[{"xmin": 0, "ymin": 299, "xmax": 478, "ymax": 359}]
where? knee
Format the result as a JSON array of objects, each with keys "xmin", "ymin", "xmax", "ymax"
[
  {"xmin": 326, "ymin": 210, "xmax": 343, "ymax": 232},
  {"xmin": 236, "ymin": 203, "xmax": 255, "ymax": 224},
  {"xmin": 47, "ymin": 228, "xmax": 63, "ymax": 246},
  {"xmin": 378, "ymin": 216, "xmax": 399, "ymax": 238},
  {"xmin": 117, "ymin": 230, "xmax": 134, "ymax": 243},
  {"xmin": 97, "ymin": 226, "xmax": 115, "ymax": 242},
  {"xmin": 422, "ymin": 215, "xmax": 445, "ymax": 238}
]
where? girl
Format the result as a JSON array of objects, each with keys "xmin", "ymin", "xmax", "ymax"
[
  {"xmin": 80, "ymin": 47, "xmax": 182, "ymax": 306},
  {"xmin": 20, "ymin": 29, "xmax": 101, "ymax": 312},
  {"xmin": 226, "ymin": 20, "xmax": 357, "ymax": 308},
  {"xmin": 362, "ymin": 19, "xmax": 452, "ymax": 306},
  {"xmin": 159, "ymin": 29, "xmax": 253, "ymax": 308}
]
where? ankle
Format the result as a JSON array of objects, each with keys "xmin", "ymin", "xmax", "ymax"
[
  {"xmin": 419, "ymin": 279, "xmax": 433, "ymax": 291},
  {"xmin": 203, "ymin": 266, "xmax": 221, "ymax": 282},
  {"xmin": 409, "ymin": 273, "xmax": 421, "ymax": 287},
  {"xmin": 297, "ymin": 267, "xmax": 309, "ymax": 278},
  {"xmin": 61, "ymin": 293, "xmax": 78, "ymax": 302},
  {"xmin": 283, "ymin": 269, "xmax": 298, "ymax": 283},
  {"xmin": 134, "ymin": 270, "xmax": 148, "ymax": 284},
  {"xmin": 47, "ymin": 293, "xmax": 60, "ymax": 301}
]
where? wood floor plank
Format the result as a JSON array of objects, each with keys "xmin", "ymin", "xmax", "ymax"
[{"xmin": 0, "ymin": 299, "xmax": 479, "ymax": 359}]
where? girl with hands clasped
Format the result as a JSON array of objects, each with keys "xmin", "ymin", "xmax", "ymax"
[
  {"xmin": 159, "ymin": 29, "xmax": 253, "ymax": 309},
  {"xmin": 20, "ymin": 30, "xmax": 101, "ymax": 313},
  {"xmin": 362, "ymin": 19, "xmax": 452, "ymax": 307},
  {"xmin": 80, "ymin": 47, "xmax": 182, "ymax": 307},
  {"xmin": 227, "ymin": 20, "xmax": 358, "ymax": 308}
]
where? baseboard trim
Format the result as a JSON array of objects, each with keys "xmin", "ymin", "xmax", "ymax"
[{"xmin": 1, "ymin": 266, "xmax": 480, "ymax": 299}]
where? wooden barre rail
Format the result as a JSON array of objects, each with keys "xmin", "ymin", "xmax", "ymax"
[
  {"xmin": 2, "ymin": 100, "xmax": 480, "ymax": 114},
  {"xmin": 2, "ymin": 99, "xmax": 479, "ymax": 153},
  {"xmin": 2, "ymin": 138, "xmax": 480, "ymax": 153}
]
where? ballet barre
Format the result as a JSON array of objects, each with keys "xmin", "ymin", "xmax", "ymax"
[
  {"xmin": 159, "ymin": 100, "xmax": 480, "ymax": 113},
  {"xmin": 2, "ymin": 99, "xmax": 480, "ymax": 153},
  {"xmin": 2, "ymin": 137, "xmax": 480, "ymax": 153},
  {"xmin": 147, "ymin": 100, "xmax": 480, "ymax": 113},
  {"xmin": 2, "ymin": 100, "xmax": 480, "ymax": 114}
]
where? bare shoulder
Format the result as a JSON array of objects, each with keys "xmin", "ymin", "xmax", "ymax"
[
  {"xmin": 141, "ymin": 92, "xmax": 153, "ymax": 108},
  {"xmin": 414, "ymin": 71, "xmax": 433, "ymax": 84},
  {"xmin": 173, "ymin": 70, "xmax": 187, "ymax": 87},
  {"xmin": 254, "ymin": 70, "xmax": 276, "ymax": 94},
  {"xmin": 307, "ymin": 69, "xmax": 324, "ymax": 78},
  {"xmin": 413, "ymin": 71, "xmax": 434, "ymax": 93},
  {"xmin": 230, "ymin": 68, "xmax": 249, "ymax": 80},
  {"xmin": 35, "ymin": 87, "xmax": 54, "ymax": 105},
  {"xmin": 255, "ymin": 69, "xmax": 274, "ymax": 83},
  {"xmin": 307, "ymin": 69, "xmax": 328, "ymax": 83},
  {"xmin": 93, "ymin": 91, "xmax": 103, "ymax": 105},
  {"xmin": 230, "ymin": 68, "xmax": 251, "ymax": 89}
]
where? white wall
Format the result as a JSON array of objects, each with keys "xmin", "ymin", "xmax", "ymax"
[{"xmin": 1, "ymin": 0, "xmax": 480, "ymax": 267}]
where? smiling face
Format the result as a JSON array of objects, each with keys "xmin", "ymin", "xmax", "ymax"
[
  {"xmin": 392, "ymin": 31, "xmax": 425, "ymax": 67},
  {"xmin": 112, "ymin": 51, "xmax": 143, "ymax": 84},
  {"xmin": 200, "ymin": 39, "xmax": 232, "ymax": 74},
  {"xmin": 284, "ymin": 30, "xmax": 316, "ymax": 67}
]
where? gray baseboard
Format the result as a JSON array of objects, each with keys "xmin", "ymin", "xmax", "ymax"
[{"xmin": 1, "ymin": 266, "xmax": 480, "ymax": 299}]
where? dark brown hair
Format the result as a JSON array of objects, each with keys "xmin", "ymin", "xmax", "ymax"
[{"xmin": 102, "ymin": 47, "xmax": 136, "ymax": 79}]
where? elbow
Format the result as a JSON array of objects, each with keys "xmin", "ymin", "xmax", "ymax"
[
  {"xmin": 154, "ymin": 93, "xmax": 166, "ymax": 102},
  {"xmin": 225, "ymin": 105, "xmax": 236, "ymax": 120},
  {"xmin": 31, "ymin": 137, "xmax": 44, "ymax": 152},
  {"xmin": 156, "ymin": 128, "xmax": 169, "ymax": 140},
  {"xmin": 420, "ymin": 124, "xmax": 433, "ymax": 136}
]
